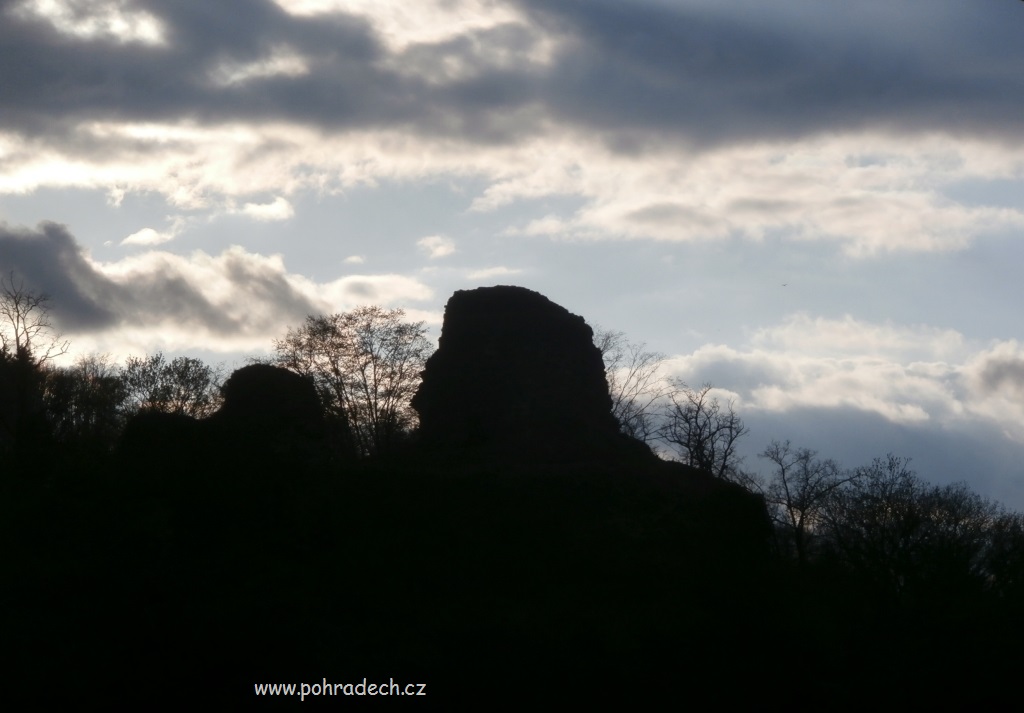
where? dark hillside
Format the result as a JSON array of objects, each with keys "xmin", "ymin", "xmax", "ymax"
[{"xmin": 6, "ymin": 286, "xmax": 1021, "ymax": 706}]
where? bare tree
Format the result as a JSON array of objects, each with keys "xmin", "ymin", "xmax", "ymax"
[
  {"xmin": 0, "ymin": 273, "xmax": 70, "ymax": 451},
  {"xmin": 760, "ymin": 440, "xmax": 857, "ymax": 566},
  {"xmin": 43, "ymin": 354, "xmax": 128, "ymax": 450},
  {"xmin": 658, "ymin": 381, "xmax": 750, "ymax": 482},
  {"xmin": 820, "ymin": 455, "xmax": 1001, "ymax": 604},
  {"xmin": 593, "ymin": 327, "xmax": 671, "ymax": 443},
  {"xmin": 121, "ymin": 352, "xmax": 224, "ymax": 418},
  {"xmin": 274, "ymin": 306, "xmax": 433, "ymax": 458},
  {"xmin": 0, "ymin": 271, "xmax": 69, "ymax": 365},
  {"xmin": 593, "ymin": 330, "xmax": 757, "ymax": 485}
]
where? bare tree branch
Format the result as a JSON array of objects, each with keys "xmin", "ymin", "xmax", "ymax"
[
  {"xmin": 0, "ymin": 271, "xmax": 70, "ymax": 365},
  {"xmin": 594, "ymin": 326, "xmax": 671, "ymax": 443},
  {"xmin": 760, "ymin": 440, "xmax": 858, "ymax": 565},
  {"xmin": 121, "ymin": 352, "xmax": 223, "ymax": 418},
  {"xmin": 274, "ymin": 307, "xmax": 433, "ymax": 458},
  {"xmin": 658, "ymin": 381, "xmax": 750, "ymax": 482}
]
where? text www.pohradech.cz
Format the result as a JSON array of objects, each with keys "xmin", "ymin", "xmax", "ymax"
[{"xmin": 254, "ymin": 678, "xmax": 426, "ymax": 700}]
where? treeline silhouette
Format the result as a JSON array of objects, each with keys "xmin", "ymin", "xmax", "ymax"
[{"xmin": 3, "ymin": 282, "xmax": 1023, "ymax": 705}]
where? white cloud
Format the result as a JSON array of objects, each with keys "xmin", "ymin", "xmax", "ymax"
[
  {"xmin": 10, "ymin": 0, "xmax": 166, "ymax": 45},
  {"xmin": 749, "ymin": 313, "xmax": 966, "ymax": 362},
  {"xmin": 3, "ymin": 117, "xmax": 1023, "ymax": 256},
  {"xmin": 209, "ymin": 46, "xmax": 310, "ymax": 87},
  {"xmin": 343, "ymin": 255, "xmax": 365, "ymax": 264},
  {"xmin": 504, "ymin": 215, "xmax": 575, "ymax": 238},
  {"xmin": 106, "ymin": 186, "xmax": 126, "ymax": 207},
  {"xmin": 271, "ymin": 0, "xmax": 528, "ymax": 52},
  {"xmin": 312, "ymin": 273, "xmax": 434, "ymax": 308},
  {"xmin": 663, "ymin": 315, "xmax": 1024, "ymax": 439},
  {"xmin": 66, "ymin": 245, "xmax": 434, "ymax": 358},
  {"xmin": 417, "ymin": 235, "xmax": 455, "ymax": 258},
  {"xmin": 478, "ymin": 133, "xmax": 1024, "ymax": 255},
  {"xmin": 121, "ymin": 227, "xmax": 174, "ymax": 246},
  {"xmin": 240, "ymin": 197, "xmax": 295, "ymax": 221}
]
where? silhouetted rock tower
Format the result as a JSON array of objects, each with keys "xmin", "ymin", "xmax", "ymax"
[
  {"xmin": 214, "ymin": 364, "xmax": 323, "ymax": 439},
  {"xmin": 412, "ymin": 285, "xmax": 633, "ymax": 462}
]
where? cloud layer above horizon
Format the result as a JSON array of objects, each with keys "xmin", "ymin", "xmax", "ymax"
[
  {"xmin": 2, "ymin": 0, "xmax": 1023, "ymax": 503},
  {"xmin": 3, "ymin": 0, "xmax": 1023, "ymax": 253}
]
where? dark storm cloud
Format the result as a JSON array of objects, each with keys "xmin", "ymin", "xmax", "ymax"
[
  {"xmin": 518, "ymin": 0, "xmax": 1024, "ymax": 146},
  {"xmin": 0, "ymin": 0, "xmax": 391, "ymax": 137},
  {"xmin": 0, "ymin": 221, "xmax": 117, "ymax": 328},
  {"xmin": 2, "ymin": 0, "xmax": 1023, "ymax": 152},
  {"xmin": 0, "ymin": 0, "xmax": 551, "ymax": 148},
  {"xmin": 0, "ymin": 221, "xmax": 321, "ymax": 335}
]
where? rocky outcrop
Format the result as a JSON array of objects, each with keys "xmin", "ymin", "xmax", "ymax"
[
  {"xmin": 117, "ymin": 365, "xmax": 327, "ymax": 477},
  {"xmin": 214, "ymin": 364, "xmax": 328, "ymax": 466},
  {"xmin": 212, "ymin": 364, "xmax": 323, "ymax": 439},
  {"xmin": 412, "ymin": 285, "xmax": 646, "ymax": 463},
  {"xmin": 116, "ymin": 410, "xmax": 205, "ymax": 474}
]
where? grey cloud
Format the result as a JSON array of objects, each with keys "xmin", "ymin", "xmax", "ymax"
[
  {"xmin": 728, "ymin": 199, "xmax": 799, "ymax": 216},
  {"xmin": 344, "ymin": 280, "xmax": 377, "ymax": 300},
  {"xmin": 0, "ymin": 0, "xmax": 546, "ymax": 149},
  {"xmin": 626, "ymin": 203, "xmax": 716, "ymax": 228},
  {"xmin": 519, "ymin": 0, "xmax": 1024, "ymax": 147},
  {"xmin": 668, "ymin": 356, "xmax": 788, "ymax": 403},
  {"xmin": 979, "ymin": 356, "xmax": 1024, "ymax": 398},
  {"xmin": 220, "ymin": 251, "xmax": 315, "ymax": 320},
  {"xmin": 667, "ymin": 345, "xmax": 1024, "ymax": 508},
  {"xmin": 0, "ymin": 0, "xmax": 395, "ymax": 137},
  {"xmin": 740, "ymin": 405, "xmax": 1024, "ymax": 511},
  {"xmin": 0, "ymin": 221, "xmax": 321, "ymax": 336},
  {"xmin": 0, "ymin": 221, "xmax": 117, "ymax": 329},
  {"xmin": 3, "ymin": 0, "xmax": 1023, "ymax": 153},
  {"xmin": 119, "ymin": 269, "xmax": 238, "ymax": 333}
]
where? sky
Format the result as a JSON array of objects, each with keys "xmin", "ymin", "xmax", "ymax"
[{"xmin": 2, "ymin": 0, "xmax": 1024, "ymax": 506}]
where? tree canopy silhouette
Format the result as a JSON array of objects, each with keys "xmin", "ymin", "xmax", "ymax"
[
  {"xmin": 274, "ymin": 306, "xmax": 432, "ymax": 458},
  {"xmin": 759, "ymin": 439, "xmax": 856, "ymax": 566},
  {"xmin": 8, "ymin": 284, "xmax": 1024, "ymax": 705},
  {"xmin": 121, "ymin": 352, "xmax": 223, "ymax": 418},
  {"xmin": 42, "ymin": 354, "xmax": 127, "ymax": 452}
]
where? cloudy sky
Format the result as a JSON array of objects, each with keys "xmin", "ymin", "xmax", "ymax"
[{"xmin": 2, "ymin": 0, "xmax": 1024, "ymax": 505}]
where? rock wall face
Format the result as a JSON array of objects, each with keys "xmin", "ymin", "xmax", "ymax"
[{"xmin": 412, "ymin": 286, "xmax": 625, "ymax": 462}]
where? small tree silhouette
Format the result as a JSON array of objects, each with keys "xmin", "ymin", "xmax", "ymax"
[
  {"xmin": 43, "ymin": 354, "xmax": 128, "ymax": 451},
  {"xmin": 0, "ymin": 271, "xmax": 69, "ymax": 365},
  {"xmin": 0, "ymin": 273, "xmax": 69, "ymax": 452},
  {"xmin": 659, "ymin": 382, "xmax": 750, "ymax": 482},
  {"xmin": 274, "ymin": 306, "xmax": 433, "ymax": 458},
  {"xmin": 760, "ymin": 440, "xmax": 857, "ymax": 566},
  {"xmin": 121, "ymin": 352, "xmax": 223, "ymax": 418},
  {"xmin": 593, "ymin": 327, "xmax": 671, "ymax": 444}
]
